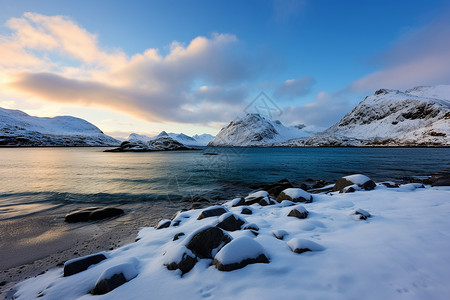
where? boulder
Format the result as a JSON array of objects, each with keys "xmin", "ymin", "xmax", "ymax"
[
  {"xmin": 197, "ymin": 206, "xmax": 228, "ymax": 220},
  {"xmin": 333, "ymin": 174, "xmax": 376, "ymax": 192},
  {"xmin": 231, "ymin": 197, "xmax": 245, "ymax": 207},
  {"xmin": 352, "ymin": 208, "xmax": 371, "ymax": 220},
  {"xmin": 216, "ymin": 213, "xmax": 246, "ymax": 232},
  {"xmin": 212, "ymin": 236, "xmax": 269, "ymax": 271},
  {"xmin": 287, "ymin": 238, "xmax": 325, "ymax": 254},
  {"xmin": 240, "ymin": 207, "xmax": 253, "ymax": 215},
  {"xmin": 164, "ymin": 246, "xmax": 197, "ymax": 275},
  {"xmin": 186, "ymin": 226, "xmax": 232, "ymax": 259},
  {"xmin": 91, "ymin": 262, "xmax": 138, "ymax": 295},
  {"xmin": 272, "ymin": 230, "xmax": 288, "ymax": 240},
  {"xmin": 287, "ymin": 206, "xmax": 308, "ymax": 219},
  {"xmin": 156, "ymin": 219, "xmax": 171, "ymax": 229},
  {"xmin": 173, "ymin": 233, "xmax": 185, "ymax": 241},
  {"xmin": 64, "ymin": 253, "xmax": 107, "ymax": 276},
  {"xmin": 276, "ymin": 188, "xmax": 312, "ymax": 203},
  {"xmin": 263, "ymin": 179, "xmax": 294, "ymax": 198},
  {"xmin": 64, "ymin": 207, "xmax": 124, "ymax": 223},
  {"xmin": 244, "ymin": 191, "xmax": 270, "ymax": 205},
  {"xmin": 432, "ymin": 174, "xmax": 450, "ymax": 186},
  {"xmin": 243, "ymin": 223, "xmax": 259, "ymax": 231}
]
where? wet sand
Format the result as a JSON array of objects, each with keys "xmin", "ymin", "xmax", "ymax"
[{"xmin": 0, "ymin": 202, "xmax": 186, "ymax": 298}]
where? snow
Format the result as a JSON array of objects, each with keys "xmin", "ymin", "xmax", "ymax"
[
  {"xmin": 286, "ymin": 238, "xmax": 325, "ymax": 252},
  {"xmin": 0, "ymin": 107, "xmax": 120, "ymax": 146},
  {"xmin": 214, "ymin": 236, "xmax": 267, "ymax": 265},
  {"xmin": 208, "ymin": 113, "xmax": 314, "ymax": 146},
  {"xmin": 281, "ymin": 188, "xmax": 311, "ymax": 199},
  {"xmin": 343, "ymin": 174, "xmax": 371, "ymax": 185},
  {"xmin": 11, "ymin": 183, "xmax": 450, "ymax": 300},
  {"xmin": 286, "ymin": 85, "xmax": 450, "ymax": 146}
]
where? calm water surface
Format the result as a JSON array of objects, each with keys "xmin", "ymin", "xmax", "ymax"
[{"xmin": 0, "ymin": 147, "xmax": 449, "ymax": 219}]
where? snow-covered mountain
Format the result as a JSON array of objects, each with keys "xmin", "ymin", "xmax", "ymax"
[
  {"xmin": 289, "ymin": 85, "xmax": 450, "ymax": 146},
  {"xmin": 208, "ymin": 113, "xmax": 315, "ymax": 146},
  {"xmin": 105, "ymin": 136, "xmax": 195, "ymax": 152},
  {"xmin": 127, "ymin": 131, "xmax": 214, "ymax": 146},
  {"xmin": 0, "ymin": 107, "xmax": 120, "ymax": 146}
]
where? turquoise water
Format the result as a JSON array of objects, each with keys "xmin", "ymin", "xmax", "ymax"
[{"xmin": 0, "ymin": 147, "xmax": 449, "ymax": 219}]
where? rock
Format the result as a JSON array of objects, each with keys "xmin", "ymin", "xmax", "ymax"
[
  {"xmin": 216, "ymin": 213, "xmax": 246, "ymax": 232},
  {"xmin": 212, "ymin": 236, "xmax": 269, "ymax": 271},
  {"xmin": 263, "ymin": 179, "xmax": 294, "ymax": 198},
  {"xmin": 156, "ymin": 219, "xmax": 171, "ymax": 229},
  {"xmin": 64, "ymin": 207, "xmax": 124, "ymax": 223},
  {"xmin": 311, "ymin": 180, "xmax": 327, "ymax": 189},
  {"xmin": 287, "ymin": 238, "xmax": 325, "ymax": 254},
  {"xmin": 183, "ymin": 196, "xmax": 210, "ymax": 203},
  {"xmin": 352, "ymin": 209, "xmax": 371, "ymax": 220},
  {"xmin": 287, "ymin": 206, "xmax": 308, "ymax": 219},
  {"xmin": 380, "ymin": 181, "xmax": 400, "ymax": 188},
  {"xmin": 190, "ymin": 202, "xmax": 209, "ymax": 210},
  {"xmin": 258, "ymin": 197, "xmax": 272, "ymax": 206},
  {"xmin": 173, "ymin": 233, "xmax": 185, "ymax": 241},
  {"xmin": 333, "ymin": 174, "xmax": 376, "ymax": 192},
  {"xmin": 90, "ymin": 262, "xmax": 138, "ymax": 295},
  {"xmin": 276, "ymin": 188, "xmax": 312, "ymax": 203},
  {"xmin": 185, "ymin": 226, "xmax": 232, "ymax": 259},
  {"xmin": 272, "ymin": 230, "xmax": 288, "ymax": 240},
  {"xmin": 197, "ymin": 206, "xmax": 228, "ymax": 220},
  {"xmin": 231, "ymin": 197, "xmax": 245, "ymax": 207},
  {"xmin": 243, "ymin": 223, "xmax": 259, "ymax": 231},
  {"xmin": 64, "ymin": 253, "xmax": 107, "ymax": 276},
  {"xmin": 240, "ymin": 207, "xmax": 253, "ymax": 215},
  {"xmin": 432, "ymin": 174, "xmax": 450, "ymax": 186},
  {"xmin": 164, "ymin": 247, "xmax": 197, "ymax": 275},
  {"xmin": 244, "ymin": 191, "xmax": 270, "ymax": 205}
]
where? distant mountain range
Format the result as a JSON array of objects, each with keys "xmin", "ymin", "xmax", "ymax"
[
  {"xmin": 128, "ymin": 131, "xmax": 214, "ymax": 146},
  {"xmin": 0, "ymin": 107, "xmax": 120, "ymax": 146},
  {"xmin": 208, "ymin": 85, "xmax": 450, "ymax": 147}
]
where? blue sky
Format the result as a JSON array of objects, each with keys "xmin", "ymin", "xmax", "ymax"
[{"xmin": 0, "ymin": 0, "xmax": 449, "ymax": 137}]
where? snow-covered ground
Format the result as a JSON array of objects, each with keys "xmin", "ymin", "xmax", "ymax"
[
  {"xmin": 11, "ymin": 178, "xmax": 450, "ymax": 300},
  {"xmin": 0, "ymin": 107, "xmax": 120, "ymax": 146}
]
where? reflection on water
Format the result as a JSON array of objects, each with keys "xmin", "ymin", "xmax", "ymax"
[{"xmin": 0, "ymin": 147, "xmax": 449, "ymax": 219}]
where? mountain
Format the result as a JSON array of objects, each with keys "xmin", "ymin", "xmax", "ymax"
[
  {"xmin": 289, "ymin": 85, "xmax": 450, "ymax": 146},
  {"xmin": 105, "ymin": 135, "xmax": 195, "ymax": 152},
  {"xmin": 127, "ymin": 132, "xmax": 214, "ymax": 146},
  {"xmin": 207, "ymin": 113, "xmax": 314, "ymax": 146},
  {"xmin": 0, "ymin": 107, "xmax": 120, "ymax": 146}
]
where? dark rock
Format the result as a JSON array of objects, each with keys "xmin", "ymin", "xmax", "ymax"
[
  {"xmin": 213, "ymin": 254, "xmax": 269, "ymax": 271},
  {"xmin": 311, "ymin": 180, "xmax": 327, "ymax": 189},
  {"xmin": 243, "ymin": 223, "xmax": 259, "ymax": 231},
  {"xmin": 64, "ymin": 253, "xmax": 107, "ymax": 276},
  {"xmin": 258, "ymin": 198, "xmax": 271, "ymax": 206},
  {"xmin": 91, "ymin": 273, "xmax": 127, "ymax": 295},
  {"xmin": 172, "ymin": 220, "xmax": 181, "ymax": 227},
  {"xmin": 156, "ymin": 220, "xmax": 171, "ymax": 229},
  {"xmin": 380, "ymin": 182, "xmax": 400, "ymax": 188},
  {"xmin": 185, "ymin": 227, "xmax": 232, "ymax": 259},
  {"xmin": 173, "ymin": 233, "xmax": 185, "ymax": 241},
  {"xmin": 299, "ymin": 183, "xmax": 308, "ymax": 190},
  {"xmin": 292, "ymin": 248, "xmax": 312, "ymax": 254},
  {"xmin": 344, "ymin": 186, "xmax": 356, "ymax": 193},
  {"xmin": 65, "ymin": 207, "xmax": 124, "ymax": 223},
  {"xmin": 287, "ymin": 207, "xmax": 308, "ymax": 219},
  {"xmin": 165, "ymin": 251, "xmax": 197, "ymax": 275},
  {"xmin": 197, "ymin": 206, "xmax": 228, "ymax": 220},
  {"xmin": 432, "ymin": 174, "xmax": 450, "ymax": 186},
  {"xmin": 244, "ymin": 196, "xmax": 264, "ymax": 205},
  {"xmin": 216, "ymin": 214, "xmax": 245, "ymax": 232},
  {"xmin": 190, "ymin": 202, "xmax": 209, "ymax": 210},
  {"xmin": 232, "ymin": 197, "xmax": 246, "ymax": 207},
  {"xmin": 362, "ymin": 180, "xmax": 376, "ymax": 190},
  {"xmin": 240, "ymin": 208, "xmax": 253, "ymax": 215},
  {"xmin": 265, "ymin": 180, "xmax": 294, "ymax": 198},
  {"xmin": 353, "ymin": 209, "xmax": 371, "ymax": 220}
]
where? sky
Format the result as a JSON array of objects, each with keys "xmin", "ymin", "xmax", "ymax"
[{"xmin": 0, "ymin": 0, "xmax": 449, "ymax": 138}]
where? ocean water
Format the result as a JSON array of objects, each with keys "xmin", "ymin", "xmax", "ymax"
[{"xmin": 0, "ymin": 147, "xmax": 449, "ymax": 219}]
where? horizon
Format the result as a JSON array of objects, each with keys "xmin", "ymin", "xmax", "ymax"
[{"xmin": 1, "ymin": 0, "xmax": 450, "ymax": 139}]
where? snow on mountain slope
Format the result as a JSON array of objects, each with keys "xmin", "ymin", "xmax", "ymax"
[
  {"xmin": 0, "ymin": 107, "xmax": 120, "ymax": 146},
  {"xmin": 208, "ymin": 113, "xmax": 313, "ymax": 146},
  {"xmin": 127, "ymin": 132, "xmax": 214, "ymax": 146},
  {"xmin": 289, "ymin": 86, "xmax": 450, "ymax": 146}
]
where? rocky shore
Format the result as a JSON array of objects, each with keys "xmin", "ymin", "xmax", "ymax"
[{"xmin": 3, "ymin": 173, "xmax": 449, "ymax": 299}]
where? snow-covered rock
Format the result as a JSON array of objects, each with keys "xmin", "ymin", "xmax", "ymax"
[
  {"xmin": 276, "ymin": 188, "xmax": 312, "ymax": 203},
  {"xmin": 0, "ymin": 107, "xmax": 120, "ymax": 146},
  {"xmin": 287, "ymin": 238, "xmax": 325, "ymax": 254},
  {"xmin": 91, "ymin": 261, "xmax": 138, "ymax": 295},
  {"xmin": 333, "ymin": 174, "xmax": 376, "ymax": 192},
  {"xmin": 208, "ymin": 113, "xmax": 313, "ymax": 146},
  {"xmin": 291, "ymin": 85, "xmax": 450, "ymax": 146}
]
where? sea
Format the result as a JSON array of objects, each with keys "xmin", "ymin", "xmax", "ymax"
[{"xmin": 0, "ymin": 147, "xmax": 449, "ymax": 220}]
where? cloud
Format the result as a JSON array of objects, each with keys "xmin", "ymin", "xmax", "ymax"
[
  {"xmin": 281, "ymin": 91, "xmax": 354, "ymax": 128},
  {"xmin": 273, "ymin": 76, "xmax": 315, "ymax": 100},
  {"xmin": 350, "ymin": 9, "xmax": 450, "ymax": 91},
  {"xmin": 1, "ymin": 13, "xmax": 260, "ymax": 125}
]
